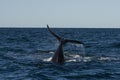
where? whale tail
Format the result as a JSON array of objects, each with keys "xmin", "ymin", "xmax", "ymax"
[
  {"xmin": 47, "ymin": 24, "xmax": 84, "ymax": 45},
  {"xmin": 47, "ymin": 25, "xmax": 84, "ymax": 64}
]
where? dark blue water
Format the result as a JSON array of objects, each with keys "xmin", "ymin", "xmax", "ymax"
[{"xmin": 0, "ymin": 28, "xmax": 120, "ymax": 80}]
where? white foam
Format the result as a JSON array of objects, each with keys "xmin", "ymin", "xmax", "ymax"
[
  {"xmin": 98, "ymin": 57, "xmax": 119, "ymax": 61},
  {"xmin": 49, "ymin": 51, "xmax": 54, "ymax": 54},
  {"xmin": 83, "ymin": 57, "xmax": 92, "ymax": 62},
  {"xmin": 43, "ymin": 57, "xmax": 52, "ymax": 62},
  {"xmin": 66, "ymin": 59, "xmax": 76, "ymax": 62}
]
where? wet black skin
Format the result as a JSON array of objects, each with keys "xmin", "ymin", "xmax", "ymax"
[{"xmin": 47, "ymin": 25, "xmax": 84, "ymax": 64}]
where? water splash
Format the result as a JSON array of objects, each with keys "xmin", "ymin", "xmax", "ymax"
[
  {"xmin": 75, "ymin": 44, "xmax": 85, "ymax": 57},
  {"xmin": 36, "ymin": 44, "xmax": 120, "ymax": 63}
]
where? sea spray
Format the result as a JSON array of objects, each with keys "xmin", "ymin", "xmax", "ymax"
[
  {"xmin": 74, "ymin": 44, "xmax": 86, "ymax": 62},
  {"xmin": 74, "ymin": 44, "xmax": 85, "ymax": 57},
  {"xmin": 63, "ymin": 43, "xmax": 86, "ymax": 62}
]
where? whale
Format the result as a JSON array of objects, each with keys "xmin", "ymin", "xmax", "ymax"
[{"xmin": 47, "ymin": 25, "xmax": 84, "ymax": 64}]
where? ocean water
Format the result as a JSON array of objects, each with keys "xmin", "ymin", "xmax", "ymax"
[{"xmin": 0, "ymin": 28, "xmax": 120, "ymax": 80}]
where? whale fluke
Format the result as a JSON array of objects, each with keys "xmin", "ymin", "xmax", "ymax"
[
  {"xmin": 65, "ymin": 39, "xmax": 84, "ymax": 44},
  {"xmin": 47, "ymin": 25, "xmax": 84, "ymax": 64},
  {"xmin": 47, "ymin": 25, "xmax": 61, "ymax": 42}
]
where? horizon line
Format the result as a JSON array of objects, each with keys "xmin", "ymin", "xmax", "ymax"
[{"xmin": 0, "ymin": 26, "xmax": 120, "ymax": 28}]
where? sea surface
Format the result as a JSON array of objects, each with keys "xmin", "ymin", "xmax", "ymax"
[{"xmin": 0, "ymin": 28, "xmax": 120, "ymax": 80}]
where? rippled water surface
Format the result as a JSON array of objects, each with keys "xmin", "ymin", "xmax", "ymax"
[{"xmin": 0, "ymin": 28, "xmax": 120, "ymax": 80}]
